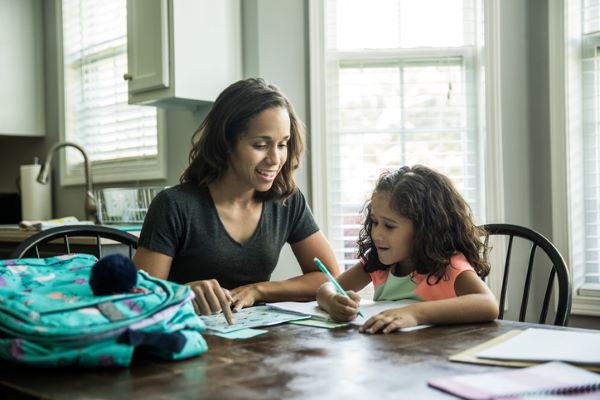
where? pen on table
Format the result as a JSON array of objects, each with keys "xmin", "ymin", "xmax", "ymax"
[{"xmin": 313, "ymin": 257, "xmax": 365, "ymax": 318}]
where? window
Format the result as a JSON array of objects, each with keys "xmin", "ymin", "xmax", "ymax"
[
  {"xmin": 60, "ymin": 0, "xmax": 165, "ymax": 184},
  {"xmin": 311, "ymin": 0, "xmax": 487, "ymax": 269},
  {"xmin": 553, "ymin": 0, "xmax": 600, "ymax": 309},
  {"xmin": 578, "ymin": 0, "xmax": 600, "ymax": 293}
]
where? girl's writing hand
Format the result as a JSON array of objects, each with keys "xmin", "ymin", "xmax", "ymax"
[
  {"xmin": 229, "ymin": 284, "xmax": 261, "ymax": 312},
  {"xmin": 359, "ymin": 307, "xmax": 418, "ymax": 334},
  {"xmin": 328, "ymin": 290, "xmax": 362, "ymax": 322},
  {"xmin": 189, "ymin": 279, "xmax": 234, "ymax": 324}
]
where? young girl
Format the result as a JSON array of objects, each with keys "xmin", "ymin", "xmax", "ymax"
[{"xmin": 316, "ymin": 165, "xmax": 499, "ymax": 334}]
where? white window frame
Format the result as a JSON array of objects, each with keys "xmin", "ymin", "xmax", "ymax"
[
  {"xmin": 309, "ymin": 0, "xmax": 505, "ymax": 296},
  {"xmin": 551, "ymin": 0, "xmax": 600, "ymax": 316},
  {"xmin": 55, "ymin": 0, "xmax": 166, "ymax": 187}
]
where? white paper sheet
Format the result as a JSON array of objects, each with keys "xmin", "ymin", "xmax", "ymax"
[
  {"xmin": 476, "ymin": 328, "xmax": 600, "ymax": 365},
  {"xmin": 267, "ymin": 299, "xmax": 429, "ymax": 331}
]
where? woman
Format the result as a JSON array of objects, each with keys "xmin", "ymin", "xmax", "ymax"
[{"xmin": 134, "ymin": 78, "xmax": 339, "ymax": 324}]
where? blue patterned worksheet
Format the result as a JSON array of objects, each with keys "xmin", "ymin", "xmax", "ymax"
[{"xmin": 199, "ymin": 306, "xmax": 310, "ymax": 333}]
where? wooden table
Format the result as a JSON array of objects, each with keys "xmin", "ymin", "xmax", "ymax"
[{"xmin": 0, "ymin": 320, "xmax": 594, "ymax": 399}]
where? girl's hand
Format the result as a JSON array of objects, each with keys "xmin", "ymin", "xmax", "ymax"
[
  {"xmin": 189, "ymin": 279, "xmax": 234, "ymax": 324},
  {"xmin": 359, "ymin": 307, "xmax": 418, "ymax": 334},
  {"xmin": 327, "ymin": 291, "xmax": 362, "ymax": 322},
  {"xmin": 230, "ymin": 284, "xmax": 262, "ymax": 312}
]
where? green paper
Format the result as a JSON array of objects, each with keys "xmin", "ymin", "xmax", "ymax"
[
  {"xmin": 289, "ymin": 318, "xmax": 348, "ymax": 329},
  {"xmin": 211, "ymin": 328, "xmax": 268, "ymax": 339},
  {"xmin": 107, "ymin": 225, "xmax": 142, "ymax": 231}
]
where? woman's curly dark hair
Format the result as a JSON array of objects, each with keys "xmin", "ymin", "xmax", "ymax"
[{"xmin": 357, "ymin": 165, "xmax": 490, "ymax": 283}]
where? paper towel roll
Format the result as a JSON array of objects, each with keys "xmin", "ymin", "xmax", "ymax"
[{"xmin": 20, "ymin": 164, "xmax": 52, "ymax": 221}]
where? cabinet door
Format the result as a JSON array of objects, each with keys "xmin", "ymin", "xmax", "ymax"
[
  {"xmin": 0, "ymin": 0, "xmax": 45, "ymax": 136},
  {"xmin": 126, "ymin": 0, "xmax": 170, "ymax": 94}
]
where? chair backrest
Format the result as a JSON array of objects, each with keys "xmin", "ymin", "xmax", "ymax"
[
  {"xmin": 482, "ymin": 223, "xmax": 572, "ymax": 326},
  {"xmin": 11, "ymin": 225, "xmax": 138, "ymax": 260}
]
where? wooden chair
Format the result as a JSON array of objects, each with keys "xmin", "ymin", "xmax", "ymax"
[
  {"xmin": 10, "ymin": 225, "xmax": 138, "ymax": 260},
  {"xmin": 482, "ymin": 223, "xmax": 572, "ymax": 326}
]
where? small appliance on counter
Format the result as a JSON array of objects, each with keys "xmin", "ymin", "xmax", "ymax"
[
  {"xmin": 19, "ymin": 157, "xmax": 52, "ymax": 221},
  {"xmin": 0, "ymin": 193, "xmax": 21, "ymax": 224}
]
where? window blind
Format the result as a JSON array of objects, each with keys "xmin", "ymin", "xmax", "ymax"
[
  {"xmin": 323, "ymin": 0, "xmax": 484, "ymax": 268},
  {"xmin": 580, "ymin": 0, "xmax": 600, "ymax": 289},
  {"xmin": 62, "ymin": 0, "xmax": 157, "ymax": 169}
]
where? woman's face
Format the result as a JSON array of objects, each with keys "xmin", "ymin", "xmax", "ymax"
[
  {"xmin": 228, "ymin": 107, "xmax": 290, "ymax": 193},
  {"xmin": 369, "ymin": 192, "xmax": 415, "ymax": 266}
]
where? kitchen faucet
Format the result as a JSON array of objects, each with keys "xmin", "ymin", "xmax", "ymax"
[{"xmin": 37, "ymin": 141, "xmax": 97, "ymax": 223}]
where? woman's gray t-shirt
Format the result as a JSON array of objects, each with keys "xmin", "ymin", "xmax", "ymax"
[{"xmin": 137, "ymin": 183, "xmax": 319, "ymax": 289}]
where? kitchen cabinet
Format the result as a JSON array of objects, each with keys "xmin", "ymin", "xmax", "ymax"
[
  {"xmin": 125, "ymin": 0, "xmax": 242, "ymax": 108},
  {"xmin": 0, "ymin": 0, "xmax": 45, "ymax": 136}
]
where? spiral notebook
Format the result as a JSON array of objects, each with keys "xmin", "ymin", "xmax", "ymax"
[{"xmin": 428, "ymin": 361, "xmax": 600, "ymax": 400}]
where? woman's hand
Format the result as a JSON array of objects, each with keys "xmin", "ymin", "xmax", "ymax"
[
  {"xmin": 188, "ymin": 279, "xmax": 234, "ymax": 324},
  {"xmin": 229, "ymin": 284, "xmax": 262, "ymax": 312},
  {"xmin": 359, "ymin": 307, "xmax": 418, "ymax": 334}
]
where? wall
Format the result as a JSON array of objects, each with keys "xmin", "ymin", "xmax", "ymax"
[
  {"xmin": 496, "ymin": 0, "xmax": 534, "ymax": 320},
  {"xmin": 0, "ymin": 0, "xmax": 56, "ymax": 194},
  {"xmin": 241, "ymin": 0, "xmax": 311, "ymax": 280},
  {"xmin": 528, "ymin": 0, "xmax": 552, "ymax": 238}
]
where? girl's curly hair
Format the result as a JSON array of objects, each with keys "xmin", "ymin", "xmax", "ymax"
[{"xmin": 357, "ymin": 165, "xmax": 490, "ymax": 283}]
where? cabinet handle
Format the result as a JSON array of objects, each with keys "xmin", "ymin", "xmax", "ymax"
[{"xmin": 123, "ymin": 73, "xmax": 133, "ymax": 81}]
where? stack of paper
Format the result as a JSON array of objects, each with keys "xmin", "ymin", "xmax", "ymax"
[
  {"xmin": 450, "ymin": 328, "xmax": 600, "ymax": 370},
  {"xmin": 476, "ymin": 328, "xmax": 600, "ymax": 365},
  {"xmin": 19, "ymin": 216, "xmax": 93, "ymax": 231}
]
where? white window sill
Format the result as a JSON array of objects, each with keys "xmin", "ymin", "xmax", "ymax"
[
  {"xmin": 578, "ymin": 283, "xmax": 600, "ymax": 297},
  {"xmin": 571, "ymin": 286, "xmax": 600, "ymax": 317}
]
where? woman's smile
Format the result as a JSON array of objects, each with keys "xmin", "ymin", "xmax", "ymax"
[{"xmin": 256, "ymin": 168, "xmax": 278, "ymax": 182}]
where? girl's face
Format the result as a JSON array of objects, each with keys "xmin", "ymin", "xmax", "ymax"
[
  {"xmin": 228, "ymin": 107, "xmax": 290, "ymax": 193},
  {"xmin": 369, "ymin": 192, "xmax": 415, "ymax": 267}
]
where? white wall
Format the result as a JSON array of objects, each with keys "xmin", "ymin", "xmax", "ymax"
[
  {"xmin": 242, "ymin": 0, "xmax": 312, "ymax": 280},
  {"xmin": 496, "ymin": 0, "xmax": 541, "ymax": 322}
]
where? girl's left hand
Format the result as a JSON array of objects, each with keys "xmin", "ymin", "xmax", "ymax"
[
  {"xmin": 359, "ymin": 308, "xmax": 418, "ymax": 334},
  {"xmin": 229, "ymin": 284, "xmax": 261, "ymax": 312}
]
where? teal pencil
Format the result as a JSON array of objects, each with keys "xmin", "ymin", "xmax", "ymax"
[{"xmin": 313, "ymin": 257, "xmax": 365, "ymax": 318}]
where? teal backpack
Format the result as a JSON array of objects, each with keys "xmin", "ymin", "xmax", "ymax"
[{"xmin": 0, "ymin": 254, "xmax": 207, "ymax": 367}]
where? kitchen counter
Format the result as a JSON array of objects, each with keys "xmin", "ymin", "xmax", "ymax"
[
  {"xmin": 0, "ymin": 224, "xmax": 141, "ymax": 243},
  {"xmin": 0, "ymin": 225, "xmax": 141, "ymax": 259}
]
